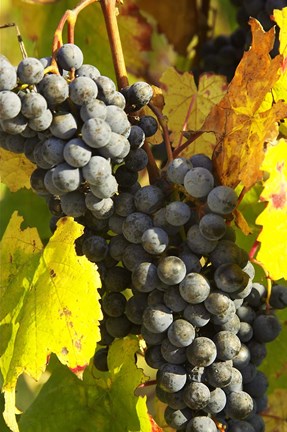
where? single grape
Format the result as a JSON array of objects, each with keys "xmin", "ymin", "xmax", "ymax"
[
  {"xmin": 157, "ymin": 256, "xmax": 186, "ymax": 285},
  {"xmin": 63, "ymin": 137, "xmax": 92, "ymax": 167},
  {"xmin": 50, "ymin": 112, "xmax": 77, "ymax": 139},
  {"xmin": 157, "ymin": 363, "xmax": 187, "ymax": 393},
  {"xmin": 69, "ymin": 76, "xmax": 98, "ymax": 105},
  {"xmin": 225, "ymin": 391, "xmax": 254, "ymax": 420},
  {"xmin": 183, "ymin": 381, "xmax": 211, "ymax": 410},
  {"xmin": 0, "ymin": 91, "xmax": 21, "ymax": 120},
  {"xmin": 82, "ymin": 155, "xmax": 111, "ymax": 185},
  {"xmin": 38, "ymin": 74, "xmax": 69, "ymax": 106},
  {"xmin": 17, "ymin": 57, "xmax": 44, "ymax": 84},
  {"xmin": 142, "ymin": 304, "xmax": 173, "ymax": 333},
  {"xmin": 81, "ymin": 117, "xmax": 111, "ymax": 148},
  {"xmin": 20, "ymin": 92, "xmax": 47, "ymax": 119},
  {"xmin": 60, "ymin": 191, "xmax": 86, "ymax": 217},
  {"xmin": 186, "ymin": 416, "xmax": 217, "ymax": 432},
  {"xmin": 184, "ymin": 167, "xmax": 214, "ymax": 198},
  {"xmin": 134, "ymin": 185, "xmax": 165, "ymax": 214},
  {"xmin": 165, "ymin": 201, "xmax": 191, "ymax": 226},
  {"xmin": 186, "ymin": 337, "xmax": 217, "ymax": 366},
  {"xmin": 82, "ymin": 235, "xmax": 108, "ymax": 262},
  {"xmin": 179, "ymin": 273, "xmax": 210, "ymax": 304},
  {"xmin": 56, "ymin": 43, "xmax": 84, "ymax": 70},
  {"xmin": 102, "ymin": 292, "xmax": 126, "ymax": 317},
  {"xmin": 207, "ymin": 185, "xmax": 238, "ymax": 214},
  {"xmin": 167, "ymin": 319, "xmax": 196, "ymax": 347}
]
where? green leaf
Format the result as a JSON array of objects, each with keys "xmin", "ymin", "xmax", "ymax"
[
  {"xmin": 19, "ymin": 339, "xmax": 151, "ymax": 432},
  {"xmin": 0, "ymin": 185, "xmax": 51, "ymax": 242},
  {"xmin": 0, "ymin": 215, "xmax": 102, "ymax": 432}
]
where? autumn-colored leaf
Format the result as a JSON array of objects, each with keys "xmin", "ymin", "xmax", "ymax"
[
  {"xmin": 202, "ymin": 19, "xmax": 287, "ymax": 190},
  {"xmin": 263, "ymin": 389, "xmax": 287, "ymax": 432},
  {"xmin": 0, "ymin": 148, "xmax": 35, "ymax": 192},
  {"xmin": 234, "ymin": 208, "xmax": 252, "ymax": 236},
  {"xmin": 0, "ymin": 215, "xmax": 102, "ymax": 432},
  {"xmin": 160, "ymin": 67, "xmax": 227, "ymax": 157},
  {"xmin": 255, "ymin": 139, "xmax": 287, "ymax": 280}
]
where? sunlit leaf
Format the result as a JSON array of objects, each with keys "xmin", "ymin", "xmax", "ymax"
[
  {"xmin": 264, "ymin": 388, "xmax": 287, "ymax": 432},
  {"xmin": 160, "ymin": 68, "xmax": 226, "ymax": 156},
  {"xmin": 256, "ymin": 139, "xmax": 287, "ymax": 280},
  {"xmin": 0, "ymin": 215, "xmax": 102, "ymax": 431},
  {"xmin": 202, "ymin": 19, "xmax": 287, "ymax": 190},
  {"xmin": 19, "ymin": 339, "xmax": 151, "ymax": 432},
  {"xmin": 0, "ymin": 148, "xmax": 35, "ymax": 192}
]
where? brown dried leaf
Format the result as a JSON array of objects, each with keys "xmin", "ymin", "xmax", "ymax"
[{"xmin": 202, "ymin": 19, "xmax": 287, "ymax": 190}]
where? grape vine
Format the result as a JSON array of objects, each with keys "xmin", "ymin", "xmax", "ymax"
[{"xmin": 0, "ymin": 1, "xmax": 286, "ymax": 432}]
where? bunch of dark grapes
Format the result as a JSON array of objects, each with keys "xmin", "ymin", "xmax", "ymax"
[
  {"xmin": 198, "ymin": 0, "xmax": 287, "ymax": 81},
  {"xmin": 0, "ymin": 44, "xmax": 155, "ymax": 228},
  {"xmin": 1, "ymin": 43, "xmax": 287, "ymax": 432}
]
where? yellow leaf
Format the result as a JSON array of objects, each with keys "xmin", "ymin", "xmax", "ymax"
[
  {"xmin": 160, "ymin": 67, "xmax": 226, "ymax": 156},
  {"xmin": 264, "ymin": 389, "xmax": 287, "ymax": 432},
  {"xmin": 274, "ymin": 7, "xmax": 287, "ymax": 57},
  {"xmin": 0, "ymin": 216, "xmax": 102, "ymax": 430},
  {"xmin": 203, "ymin": 19, "xmax": 287, "ymax": 190},
  {"xmin": 256, "ymin": 139, "xmax": 287, "ymax": 280},
  {"xmin": 0, "ymin": 148, "xmax": 35, "ymax": 192}
]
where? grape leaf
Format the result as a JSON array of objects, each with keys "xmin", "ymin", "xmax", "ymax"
[
  {"xmin": 0, "ymin": 149, "xmax": 35, "ymax": 192},
  {"xmin": 264, "ymin": 389, "xmax": 287, "ymax": 432},
  {"xmin": 202, "ymin": 19, "xmax": 287, "ymax": 190},
  {"xmin": 160, "ymin": 67, "xmax": 227, "ymax": 157},
  {"xmin": 0, "ymin": 215, "xmax": 102, "ymax": 432},
  {"xmin": 19, "ymin": 339, "xmax": 151, "ymax": 432},
  {"xmin": 272, "ymin": 7, "xmax": 287, "ymax": 137},
  {"xmin": 255, "ymin": 139, "xmax": 287, "ymax": 280}
]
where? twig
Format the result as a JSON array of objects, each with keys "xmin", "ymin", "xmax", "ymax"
[
  {"xmin": 172, "ymin": 131, "xmax": 203, "ymax": 159},
  {"xmin": 177, "ymin": 94, "xmax": 196, "ymax": 150},
  {"xmin": 143, "ymin": 141, "xmax": 161, "ymax": 184},
  {"xmin": 51, "ymin": 0, "xmax": 98, "ymax": 73},
  {"xmin": 148, "ymin": 102, "xmax": 173, "ymax": 164},
  {"xmin": 100, "ymin": 0, "xmax": 129, "ymax": 90}
]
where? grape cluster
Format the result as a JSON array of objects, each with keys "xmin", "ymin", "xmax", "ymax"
[
  {"xmin": 198, "ymin": 0, "xmax": 287, "ymax": 81},
  {"xmin": 1, "ymin": 43, "xmax": 286, "ymax": 432},
  {"xmin": 91, "ymin": 151, "xmax": 285, "ymax": 431}
]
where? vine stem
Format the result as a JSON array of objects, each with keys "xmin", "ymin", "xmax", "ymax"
[
  {"xmin": 176, "ymin": 94, "xmax": 196, "ymax": 150},
  {"xmin": 100, "ymin": 0, "xmax": 129, "ymax": 90},
  {"xmin": 137, "ymin": 380, "xmax": 157, "ymax": 388},
  {"xmin": 143, "ymin": 140, "xmax": 161, "ymax": 183},
  {"xmin": 51, "ymin": 0, "xmax": 98, "ymax": 73},
  {"xmin": 148, "ymin": 102, "xmax": 173, "ymax": 164},
  {"xmin": 250, "ymin": 257, "xmax": 272, "ymax": 307},
  {"xmin": 172, "ymin": 131, "xmax": 203, "ymax": 158}
]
